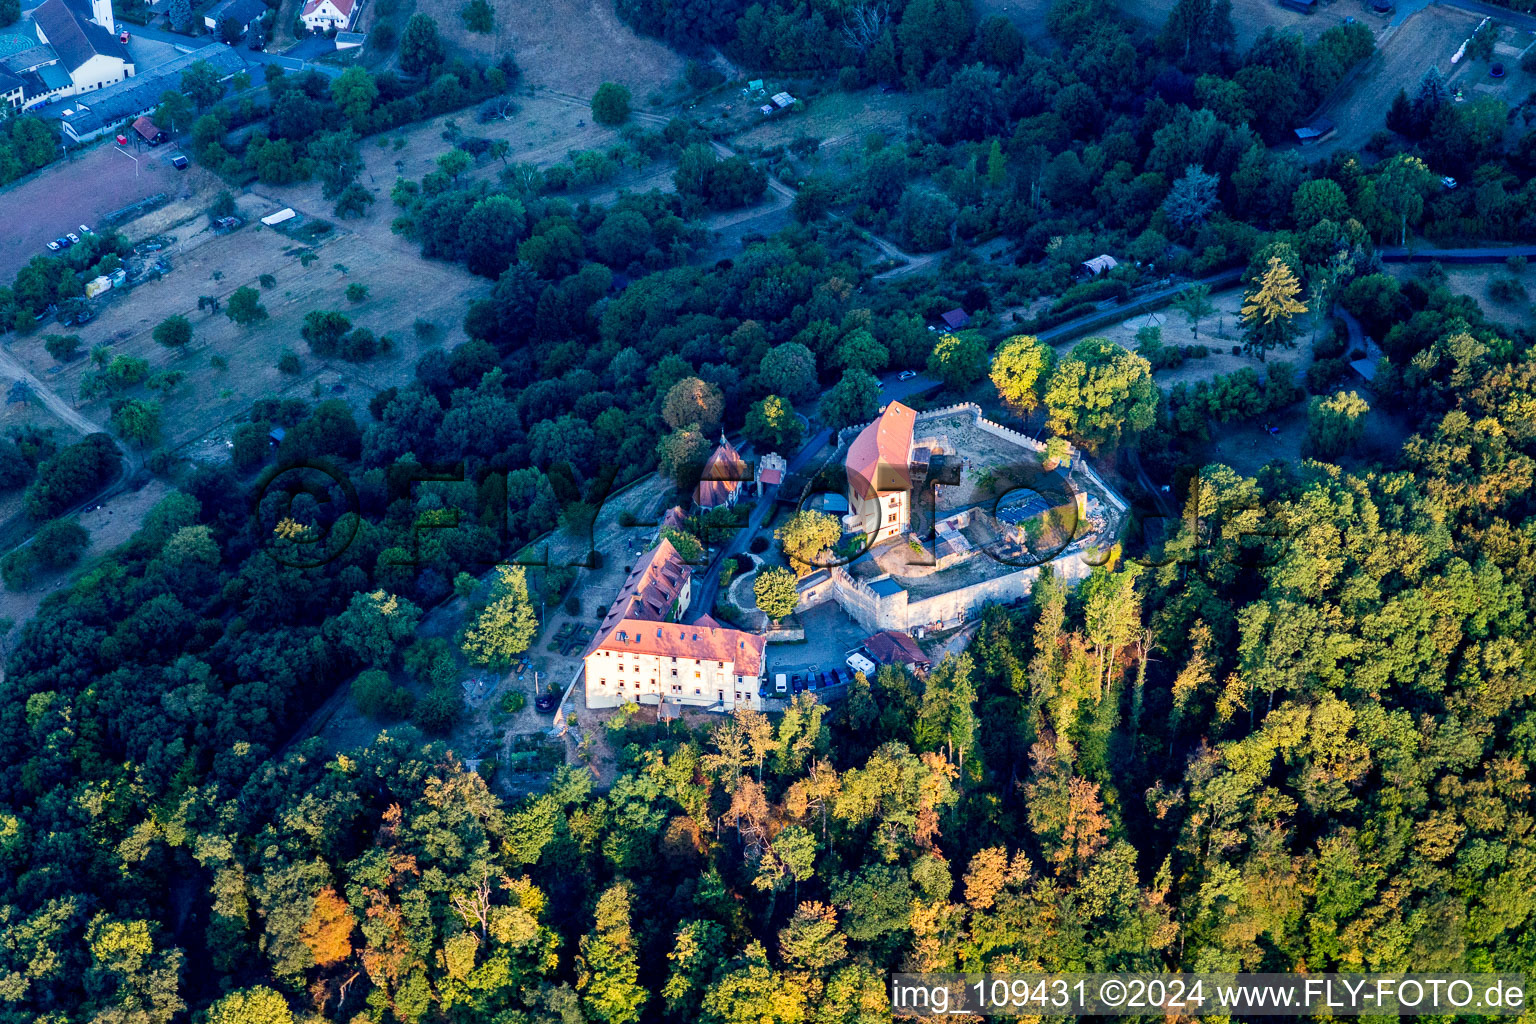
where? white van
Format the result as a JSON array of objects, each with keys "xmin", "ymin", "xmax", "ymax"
[
  {"xmin": 846, "ymin": 652, "xmax": 876, "ymax": 676},
  {"xmin": 775, "ymin": 673, "xmax": 788, "ymax": 695}
]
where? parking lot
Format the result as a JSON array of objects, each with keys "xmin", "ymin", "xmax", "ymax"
[{"xmin": 765, "ymin": 601, "xmax": 871, "ymax": 703}]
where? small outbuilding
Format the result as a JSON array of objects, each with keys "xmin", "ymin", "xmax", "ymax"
[
  {"xmin": 939, "ymin": 307, "xmax": 970, "ymax": 330},
  {"xmin": 1080, "ymin": 254, "xmax": 1119, "ymax": 277},
  {"xmin": 1293, "ymin": 118, "xmax": 1336, "ymax": 145},
  {"xmin": 131, "ymin": 115, "xmax": 166, "ymax": 144}
]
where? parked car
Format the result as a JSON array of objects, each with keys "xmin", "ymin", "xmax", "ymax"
[
  {"xmin": 1441, "ymin": 176, "xmax": 1459, "ymax": 190},
  {"xmin": 54, "ymin": 236, "xmax": 71, "ymax": 249},
  {"xmin": 897, "ymin": 370, "xmax": 917, "ymax": 381},
  {"xmin": 118, "ymin": 28, "xmax": 129, "ymax": 42},
  {"xmin": 791, "ymin": 673, "xmax": 803, "ymax": 693},
  {"xmin": 79, "ymin": 223, "xmax": 91, "ymax": 234},
  {"xmin": 775, "ymin": 673, "xmax": 788, "ymax": 694},
  {"xmin": 816, "ymin": 671, "xmax": 828, "ymax": 690},
  {"xmin": 65, "ymin": 232, "xmax": 80, "ymax": 244},
  {"xmin": 830, "ymin": 668, "xmax": 844, "ymax": 687},
  {"xmin": 46, "ymin": 240, "xmax": 60, "ymax": 251},
  {"xmin": 171, "ymin": 154, "xmax": 189, "ymax": 169},
  {"xmin": 534, "ymin": 689, "xmax": 559, "ymax": 712},
  {"xmin": 873, "ymin": 378, "xmax": 885, "ymax": 389}
]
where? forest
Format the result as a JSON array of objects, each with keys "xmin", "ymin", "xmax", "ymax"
[{"xmin": 0, "ymin": 0, "xmax": 1535, "ymax": 1020}]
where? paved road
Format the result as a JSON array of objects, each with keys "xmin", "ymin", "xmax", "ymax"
[
  {"xmin": 1379, "ymin": 244, "xmax": 1536, "ymax": 262},
  {"xmin": 125, "ymin": 22, "xmax": 342, "ymax": 77}
]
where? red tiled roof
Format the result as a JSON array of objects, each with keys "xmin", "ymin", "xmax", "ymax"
[
  {"xmin": 590, "ymin": 617, "xmax": 765, "ymax": 677},
  {"xmin": 594, "ymin": 537, "xmax": 691, "ymax": 638},
  {"xmin": 302, "ymin": 0, "xmax": 354, "ymax": 17},
  {"xmin": 758, "ymin": 468, "xmax": 782, "ymax": 485},
  {"xmin": 694, "ymin": 436, "xmax": 746, "ymax": 508},
  {"xmin": 864, "ymin": 629, "xmax": 930, "ymax": 668},
  {"xmin": 132, "ymin": 115, "xmax": 161, "ymax": 141},
  {"xmin": 659, "ymin": 505, "xmax": 688, "ymax": 531},
  {"xmin": 846, "ymin": 401, "xmax": 915, "ymax": 500}
]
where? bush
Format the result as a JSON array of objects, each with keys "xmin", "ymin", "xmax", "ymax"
[
  {"xmin": 591, "ymin": 82, "xmax": 631, "ymax": 125},
  {"xmin": 1, "ymin": 548, "xmax": 36, "ymax": 590},
  {"xmin": 500, "ymin": 690, "xmax": 526, "ymax": 714},
  {"xmin": 277, "ymin": 350, "xmax": 301, "ymax": 374},
  {"xmin": 750, "ymin": 536, "xmax": 769, "ymax": 554},
  {"xmin": 564, "ymin": 595, "xmax": 580, "ymax": 615},
  {"xmin": 1306, "ymin": 357, "xmax": 1352, "ymax": 394},
  {"xmin": 352, "ymin": 668, "xmax": 413, "ymax": 718},
  {"xmin": 412, "ymin": 685, "xmax": 464, "ymax": 734},
  {"xmin": 32, "ymin": 518, "xmax": 89, "ymax": 569},
  {"xmin": 1489, "ymin": 276, "xmax": 1527, "ymax": 304}
]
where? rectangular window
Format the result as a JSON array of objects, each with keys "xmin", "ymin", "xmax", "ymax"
[{"xmin": 887, "ymin": 513, "xmax": 898, "ymax": 523}]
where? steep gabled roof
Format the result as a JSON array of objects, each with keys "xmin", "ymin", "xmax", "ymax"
[
  {"xmin": 592, "ymin": 537, "xmax": 692, "ymax": 643},
  {"xmin": 845, "ymin": 401, "xmax": 915, "ymax": 500},
  {"xmin": 694, "ymin": 435, "xmax": 746, "ymax": 508},
  {"xmin": 302, "ymin": 0, "xmax": 355, "ymax": 17},
  {"xmin": 33, "ymin": 0, "xmax": 127, "ymax": 72}
]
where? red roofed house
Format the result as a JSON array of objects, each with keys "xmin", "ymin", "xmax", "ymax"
[
  {"xmin": 693, "ymin": 433, "xmax": 747, "ymax": 509},
  {"xmin": 845, "ymin": 401, "xmax": 916, "ymax": 543},
  {"xmin": 300, "ymin": 0, "xmax": 354, "ymax": 33},
  {"xmin": 863, "ymin": 629, "xmax": 931, "ymax": 673},
  {"xmin": 584, "ymin": 536, "xmax": 765, "ymax": 711}
]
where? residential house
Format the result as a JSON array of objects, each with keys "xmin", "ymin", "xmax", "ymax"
[
  {"xmin": 845, "ymin": 400, "xmax": 916, "ymax": 543},
  {"xmin": 0, "ymin": 40, "xmax": 72, "ymax": 106},
  {"xmin": 300, "ymin": 0, "xmax": 355, "ymax": 33},
  {"xmin": 0, "ymin": 65, "xmax": 25, "ymax": 108}
]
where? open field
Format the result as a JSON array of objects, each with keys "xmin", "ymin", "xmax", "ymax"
[
  {"xmin": 1200, "ymin": 390, "xmax": 1411, "ymax": 476},
  {"xmin": 733, "ymin": 88, "xmax": 932, "ymax": 177},
  {"xmin": 9, "ymin": 191, "xmax": 488, "ymax": 455},
  {"xmin": 1388, "ymin": 263, "xmax": 1536, "ymax": 331},
  {"xmin": 1311, "ymin": 3, "xmax": 1481, "ymax": 157},
  {"xmin": 1124, "ymin": 0, "xmax": 1379, "ymax": 50},
  {"xmin": 422, "ymin": 0, "xmax": 686, "ymax": 97},
  {"xmin": 1055, "ymin": 286, "xmax": 1321, "ymax": 388},
  {"xmin": 0, "ymin": 142, "xmax": 215, "ymax": 281}
]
